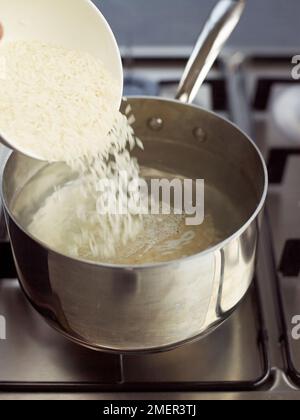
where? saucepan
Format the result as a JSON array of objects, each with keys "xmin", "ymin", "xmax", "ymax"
[{"xmin": 1, "ymin": 0, "xmax": 268, "ymax": 353}]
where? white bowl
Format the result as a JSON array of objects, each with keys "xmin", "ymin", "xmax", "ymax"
[{"xmin": 0, "ymin": 0, "xmax": 123, "ymax": 159}]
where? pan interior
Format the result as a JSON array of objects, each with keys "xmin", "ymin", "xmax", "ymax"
[{"xmin": 2, "ymin": 98, "xmax": 266, "ymax": 265}]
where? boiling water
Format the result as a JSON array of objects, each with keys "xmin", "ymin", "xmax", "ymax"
[{"xmin": 12, "ymin": 165, "xmax": 242, "ymax": 265}]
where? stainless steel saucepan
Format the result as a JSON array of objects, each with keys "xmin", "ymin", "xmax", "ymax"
[{"xmin": 1, "ymin": 0, "xmax": 268, "ymax": 353}]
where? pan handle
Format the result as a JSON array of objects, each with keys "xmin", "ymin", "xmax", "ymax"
[{"xmin": 176, "ymin": 0, "xmax": 246, "ymax": 104}]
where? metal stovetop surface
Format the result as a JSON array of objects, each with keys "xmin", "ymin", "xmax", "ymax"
[
  {"xmin": 0, "ymin": 272, "xmax": 266, "ymax": 387},
  {"xmin": 0, "ymin": 220, "xmax": 299, "ymax": 400}
]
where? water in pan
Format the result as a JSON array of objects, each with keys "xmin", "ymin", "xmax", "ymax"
[{"xmin": 12, "ymin": 165, "xmax": 241, "ymax": 265}]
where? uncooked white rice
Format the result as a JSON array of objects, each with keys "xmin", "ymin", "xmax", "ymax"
[
  {"xmin": 0, "ymin": 40, "xmax": 145, "ymax": 260},
  {"xmin": 0, "ymin": 40, "xmax": 121, "ymax": 162}
]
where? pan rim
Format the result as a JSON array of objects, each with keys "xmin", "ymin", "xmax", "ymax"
[{"xmin": 0, "ymin": 97, "xmax": 268, "ymax": 271}]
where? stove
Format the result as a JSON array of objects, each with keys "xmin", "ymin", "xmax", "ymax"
[{"xmin": 0, "ymin": 51, "xmax": 300, "ymax": 400}]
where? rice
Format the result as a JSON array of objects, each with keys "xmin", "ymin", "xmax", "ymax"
[
  {"xmin": 0, "ymin": 40, "xmax": 145, "ymax": 260},
  {"xmin": 0, "ymin": 40, "xmax": 121, "ymax": 162}
]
